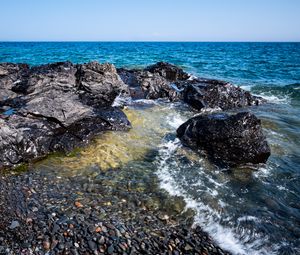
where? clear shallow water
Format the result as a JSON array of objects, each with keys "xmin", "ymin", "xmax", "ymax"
[{"xmin": 1, "ymin": 42, "xmax": 300, "ymax": 254}]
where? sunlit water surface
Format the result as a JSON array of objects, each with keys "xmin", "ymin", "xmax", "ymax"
[{"xmin": 1, "ymin": 42, "xmax": 300, "ymax": 254}]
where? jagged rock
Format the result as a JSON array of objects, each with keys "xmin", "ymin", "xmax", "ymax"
[
  {"xmin": 181, "ymin": 79, "xmax": 264, "ymax": 111},
  {"xmin": 118, "ymin": 68, "xmax": 180, "ymax": 101},
  {"xmin": 119, "ymin": 62, "xmax": 264, "ymax": 110},
  {"xmin": 117, "ymin": 62, "xmax": 191, "ymax": 101},
  {"xmin": 0, "ymin": 61, "xmax": 266, "ymax": 169},
  {"xmin": 0, "ymin": 63, "xmax": 30, "ymax": 104},
  {"xmin": 76, "ymin": 61, "xmax": 130, "ymax": 107},
  {"xmin": 177, "ymin": 112, "xmax": 271, "ymax": 166},
  {"xmin": 145, "ymin": 62, "xmax": 190, "ymax": 81},
  {"xmin": 0, "ymin": 61, "xmax": 131, "ymax": 169}
]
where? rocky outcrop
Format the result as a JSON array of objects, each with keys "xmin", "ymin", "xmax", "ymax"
[
  {"xmin": 145, "ymin": 62, "xmax": 190, "ymax": 81},
  {"xmin": 177, "ymin": 112, "xmax": 271, "ymax": 166},
  {"xmin": 181, "ymin": 79, "xmax": 263, "ymax": 111},
  {"xmin": 76, "ymin": 61, "xmax": 130, "ymax": 107},
  {"xmin": 0, "ymin": 61, "xmax": 267, "ymax": 169},
  {"xmin": 118, "ymin": 62, "xmax": 264, "ymax": 110},
  {"xmin": 0, "ymin": 62, "xmax": 131, "ymax": 169},
  {"xmin": 0, "ymin": 63, "xmax": 30, "ymax": 106},
  {"xmin": 118, "ymin": 68, "xmax": 180, "ymax": 100}
]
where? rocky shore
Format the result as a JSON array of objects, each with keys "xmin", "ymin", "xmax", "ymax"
[
  {"xmin": 0, "ymin": 165, "xmax": 230, "ymax": 255},
  {"xmin": 0, "ymin": 61, "xmax": 266, "ymax": 169},
  {"xmin": 0, "ymin": 61, "xmax": 271, "ymax": 254}
]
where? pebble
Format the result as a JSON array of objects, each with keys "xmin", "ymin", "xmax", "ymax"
[
  {"xmin": 0, "ymin": 163, "xmax": 228, "ymax": 255},
  {"xmin": 107, "ymin": 245, "xmax": 114, "ymax": 254},
  {"xmin": 9, "ymin": 221, "xmax": 20, "ymax": 229},
  {"xmin": 88, "ymin": 240, "xmax": 97, "ymax": 251},
  {"xmin": 75, "ymin": 201, "xmax": 83, "ymax": 208},
  {"xmin": 43, "ymin": 240, "xmax": 50, "ymax": 250}
]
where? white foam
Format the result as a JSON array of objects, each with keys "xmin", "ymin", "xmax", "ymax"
[
  {"xmin": 240, "ymin": 85, "xmax": 252, "ymax": 91},
  {"xmin": 155, "ymin": 139, "xmax": 277, "ymax": 255},
  {"xmin": 201, "ymin": 107, "xmax": 222, "ymax": 113},
  {"xmin": 241, "ymin": 84, "xmax": 291, "ymax": 105},
  {"xmin": 259, "ymin": 93, "xmax": 291, "ymax": 104},
  {"xmin": 112, "ymin": 95, "xmax": 132, "ymax": 107},
  {"xmin": 166, "ymin": 115, "xmax": 186, "ymax": 130},
  {"xmin": 237, "ymin": 216, "xmax": 261, "ymax": 223},
  {"xmin": 253, "ymin": 165, "xmax": 272, "ymax": 179}
]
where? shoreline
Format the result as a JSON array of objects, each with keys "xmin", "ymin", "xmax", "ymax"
[{"xmin": 0, "ymin": 164, "xmax": 229, "ymax": 255}]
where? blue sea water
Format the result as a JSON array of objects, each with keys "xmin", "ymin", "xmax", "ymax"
[
  {"xmin": 1, "ymin": 42, "xmax": 300, "ymax": 254},
  {"xmin": 1, "ymin": 42, "xmax": 299, "ymax": 87}
]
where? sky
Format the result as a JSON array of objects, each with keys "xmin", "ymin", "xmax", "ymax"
[{"xmin": 0, "ymin": 0, "xmax": 299, "ymax": 41}]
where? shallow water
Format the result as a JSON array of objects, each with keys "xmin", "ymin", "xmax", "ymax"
[{"xmin": 1, "ymin": 42, "xmax": 300, "ymax": 254}]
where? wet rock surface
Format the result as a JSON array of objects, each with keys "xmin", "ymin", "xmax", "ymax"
[
  {"xmin": 181, "ymin": 79, "xmax": 264, "ymax": 111},
  {"xmin": 0, "ymin": 168, "xmax": 230, "ymax": 255},
  {"xmin": 117, "ymin": 68, "xmax": 180, "ymax": 101},
  {"xmin": 118, "ymin": 62, "xmax": 264, "ymax": 109},
  {"xmin": 0, "ymin": 61, "xmax": 265, "ymax": 169},
  {"xmin": 0, "ymin": 61, "xmax": 267, "ymax": 254},
  {"xmin": 177, "ymin": 112, "xmax": 271, "ymax": 166},
  {"xmin": 0, "ymin": 62, "xmax": 131, "ymax": 169}
]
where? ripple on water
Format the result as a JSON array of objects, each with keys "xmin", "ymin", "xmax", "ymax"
[{"xmin": 32, "ymin": 98, "xmax": 300, "ymax": 255}]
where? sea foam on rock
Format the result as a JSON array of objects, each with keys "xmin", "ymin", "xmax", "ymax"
[{"xmin": 177, "ymin": 112, "xmax": 271, "ymax": 166}]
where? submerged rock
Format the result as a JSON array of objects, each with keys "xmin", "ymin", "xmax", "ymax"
[
  {"xmin": 0, "ymin": 61, "xmax": 131, "ymax": 169},
  {"xmin": 177, "ymin": 112, "xmax": 271, "ymax": 166}
]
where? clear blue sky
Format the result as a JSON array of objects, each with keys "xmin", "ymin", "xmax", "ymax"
[{"xmin": 0, "ymin": 0, "xmax": 299, "ymax": 41}]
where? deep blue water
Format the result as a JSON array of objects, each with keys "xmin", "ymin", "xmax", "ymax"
[{"xmin": 1, "ymin": 42, "xmax": 300, "ymax": 254}]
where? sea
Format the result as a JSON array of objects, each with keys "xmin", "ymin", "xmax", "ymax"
[{"xmin": 1, "ymin": 42, "xmax": 300, "ymax": 254}]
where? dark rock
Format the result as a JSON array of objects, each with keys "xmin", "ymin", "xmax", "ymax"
[
  {"xmin": 182, "ymin": 79, "xmax": 264, "ymax": 111},
  {"xmin": 76, "ymin": 61, "xmax": 130, "ymax": 107},
  {"xmin": 0, "ymin": 61, "xmax": 131, "ymax": 170},
  {"xmin": 0, "ymin": 63, "xmax": 30, "ymax": 108},
  {"xmin": 118, "ymin": 68, "xmax": 180, "ymax": 101},
  {"xmin": 107, "ymin": 244, "xmax": 114, "ymax": 254},
  {"xmin": 87, "ymin": 240, "xmax": 97, "ymax": 251},
  {"xmin": 177, "ymin": 112, "xmax": 271, "ymax": 166},
  {"xmin": 145, "ymin": 62, "xmax": 190, "ymax": 81},
  {"xmin": 118, "ymin": 62, "xmax": 263, "ymax": 110}
]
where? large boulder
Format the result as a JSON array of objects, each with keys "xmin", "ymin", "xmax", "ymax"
[
  {"xmin": 181, "ymin": 79, "xmax": 264, "ymax": 111},
  {"xmin": 177, "ymin": 112, "xmax": 271, "ymax": 166},
  {"xmin": 118, "ymin": 68, "xmax": 180, "ymax": 101},
  {"xmin": 117, "ymin": 62, "xmax": 191, "ymax": 101},
  {"xmin": 145, "ymin": 62, "xmax": 190, "ymax": 81},
  {"xmin": 0, "ymin": 61, "xmax": 131, "ymax": 169},
  {"xmin": 76, "ymin": 61, "xmax": 130, "ymax": 107}
]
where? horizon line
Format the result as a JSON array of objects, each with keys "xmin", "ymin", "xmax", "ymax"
[{"xmin": 0, "ymin": 40, "xmax": 300, "ymax": 43}]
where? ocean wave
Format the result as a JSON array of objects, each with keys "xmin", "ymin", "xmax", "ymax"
[
  {"xmin": 155, "ymin": 138, "xmax": 279, "ymax": 255},
  {"xmin": 250, "ymin": 83, "xmax": 300, "ymax": 104}
]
